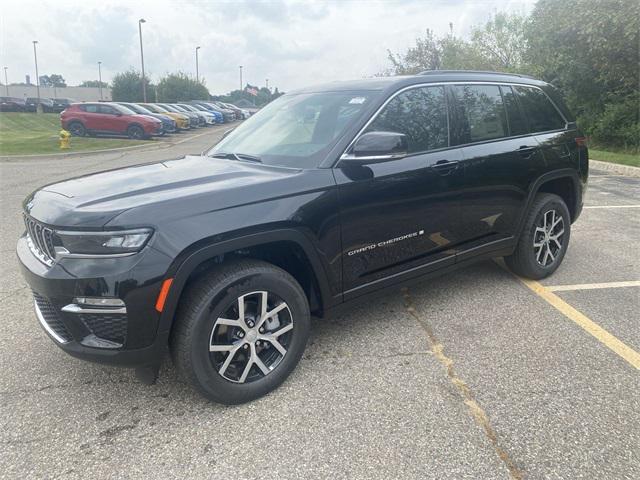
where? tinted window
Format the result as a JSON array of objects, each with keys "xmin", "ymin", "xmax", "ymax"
[
  {"xmin": 450, "ymin": 84, "xmax": 507, "ymax": 143},
  {"xmin": 500, "ymin": 86, "xmax": 528, "ymax": 136},
  {"xmin": 365, "ymin": 86, "xmax": 448, "ymax": 153},
  {"xmin": 513, "ymin": 86, "xmax": 565, "ymax": 132},
  {"xmin": 98, "ymin": 105, "xmax": 117, "ymax": 114},
  {"xmin": 81, "ymin": 104, "xmax": 99, "ymax": 113}
]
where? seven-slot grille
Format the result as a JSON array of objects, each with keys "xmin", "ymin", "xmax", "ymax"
[{"xmin": 23, "ymin": 214, "xmax": 56, "ymax": 266}]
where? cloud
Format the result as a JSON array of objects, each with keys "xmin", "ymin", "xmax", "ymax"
[{"xmin": 0, "ymin": 0, "xmax": 537, "ymax": 93}]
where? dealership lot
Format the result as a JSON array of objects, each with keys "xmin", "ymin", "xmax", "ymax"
[{"xmin": 0, "ymin": 132, "xmax": 638, "ymax": 479}]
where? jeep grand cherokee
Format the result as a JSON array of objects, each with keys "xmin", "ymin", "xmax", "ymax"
[{"xmin": 18, "ymin": 71, "xmax": 588, "ymax": 404}]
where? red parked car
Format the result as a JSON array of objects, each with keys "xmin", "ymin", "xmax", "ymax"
[{"xmin": 60, "ymin": 102, "xmax": 162, "ymax": 139}]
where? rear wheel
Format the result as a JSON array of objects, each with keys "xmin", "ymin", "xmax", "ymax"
[
  {"xmin": 505, "ymin": 193, "xmax": 570, "ymax": 279},
  {"xmin": 127, "ymin": 124, "xmax": 145, "ymax": 139},
  {"xmin": 171, "ymin": 259, "xmax": 310, "ymax": 404},
  {"xmin": 67, "ymin": 121, "xmax": 86, "ymax": 137}
]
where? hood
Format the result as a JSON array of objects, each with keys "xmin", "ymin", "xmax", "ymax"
[{"xmin": 24, "ymin": 156, "xmax": 312, "ymax": 228}]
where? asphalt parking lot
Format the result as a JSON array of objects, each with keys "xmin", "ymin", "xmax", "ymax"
[{"xmin": 1, "ymin": 131, "xmax": 638, "ymax": 480}]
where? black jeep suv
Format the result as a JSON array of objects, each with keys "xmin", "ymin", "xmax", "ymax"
[{"xmin": 18, "ymin": 71, "xmax": 588, "ymax": 404}]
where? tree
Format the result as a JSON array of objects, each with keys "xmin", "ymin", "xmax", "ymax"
[
  {"xmin": 385, "ymin": 29, "xmax": 442, "ymax": 75},
  {"xmin": 469, "ymin": 13, "xmax": 529, "ymax": 72},
  {"xmin": 79, "ymin": 80, "xmax": 109, "ymax": 88},
  {"xmin": 111, "ymin": 69, "xmax": 154, "ymax": 102},
  {"xmin": 526, "ymin": 0, "xmax": 639, "ymax": 149},
  {"xmin": 39, "ymin": 74, "xmax": 66, "ymax": 87},
  {"xmin": 156, "ymin": 72, "xmax": 209, "ymax": 102}
]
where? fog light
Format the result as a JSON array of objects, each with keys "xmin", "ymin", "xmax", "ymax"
[{"xmin": 73, "ymin": 297, "xmax": 125, "ymax": 307}]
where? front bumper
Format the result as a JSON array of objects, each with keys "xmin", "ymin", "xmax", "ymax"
[{"xmin": 17, "ymin": 235, "xmax": 171, "ymax": 367}]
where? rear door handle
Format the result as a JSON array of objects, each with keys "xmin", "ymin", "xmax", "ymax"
[
  {"xmin": 518, "ymin": 146, "xmax": 536, "ymax": 158},
  {"xmin": 432, "ymin": 160, "xmax": 459, "ymax": 175}
]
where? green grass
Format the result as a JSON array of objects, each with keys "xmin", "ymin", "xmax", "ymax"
[
  {"xmin": 0, "ymin": 112, "xmax": 151, "ymax": 156},
  {"xmin": 589, "ymin": 148, "xmax": 640, "ymax": 167}
]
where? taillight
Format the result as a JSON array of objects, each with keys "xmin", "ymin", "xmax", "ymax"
[{"xmin": 575, "ymin": 136, "xmax": 588, "ymax": 147}]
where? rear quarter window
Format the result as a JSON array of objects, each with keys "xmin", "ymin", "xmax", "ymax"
[{"xmin": 513, "ymin": 86, "xmax": 566, "ymax": 133}]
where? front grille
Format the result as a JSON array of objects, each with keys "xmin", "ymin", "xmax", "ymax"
[
  {"xmin": 33, "ymin": 292, "xmax": 72, "ymax": 342},
  {"xmin": 79, "ymin": 313, "xmax": 127, "ymax": 346},
  {"xmin": 24, "ymin": 214, "xmax": 56, "ymax": 266}
]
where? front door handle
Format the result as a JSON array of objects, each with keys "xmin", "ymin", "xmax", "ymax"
[{"xmin": 432, "ymin": 160, "xmax": 459, "ymax": 175}]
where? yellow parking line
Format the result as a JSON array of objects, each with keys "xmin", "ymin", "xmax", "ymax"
[
  {"xmin": 517, "ymin": 276, "xmax": 640, "ymax": 370},
  {"xmin": 583, "ymin": 205, "xmax": 640, "ymax": 209},
  {"xmin": 546, "ymin": 281, "xmax": 640, "ymax": 292}
]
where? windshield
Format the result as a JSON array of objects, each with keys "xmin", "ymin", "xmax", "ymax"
[
  {"xmin": 149, "ymin": 104, "xmax": 169, "ymax": 113},
  {"xmin": 160, "ymin": 104, "xmax": 180, "ymax": 113},
  {"xmin": 130, "ymin": 104, "xmax": 153, "ymax": 114},
  {"xmin": 208, "ymin": 91, "xmax": 376, "ymax": 168},
  {"xmin": 114, "ymin": 104, "xmax": 136, "ymax": 114},
  {"xmin": 180, "ymin": 104, "xmax": 196, "ymax": 112},
  {"xmin": 171, "ymin": 105, "xmax": 187, "ymax": 112}
]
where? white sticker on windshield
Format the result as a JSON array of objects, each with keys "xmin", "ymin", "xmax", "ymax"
[{"xmin": 348, "ymin": 97, "xmax": 366, "ymax": 105}]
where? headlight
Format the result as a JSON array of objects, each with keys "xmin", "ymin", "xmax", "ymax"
[{"xmin": 55, "ymin": 228, "xmax": 153, "ymax": 256}]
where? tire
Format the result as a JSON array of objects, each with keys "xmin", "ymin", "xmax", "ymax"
[
  {"xmin": 67, "ymin": 121, "xmax": 86, "ymax": 137},
  {"xmin": 171, "ymin": 259, "xmax": 310, "ymax": 405},
  {"xmin": 505, "ymin": 193, "xmax": 571, "ymax": 279},
  {"xmin": 127, "ymin": 124, "xmax": 145, "ymax": 139}
]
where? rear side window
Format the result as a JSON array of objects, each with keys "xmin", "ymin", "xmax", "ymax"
[
  {"xmin": 450, "ymin": 84, "xmax": 507, "ymax": 143},
  {"xmin": 500, "ymin": 86, "xmax": 528, "ymax": 136},
  {"xmin": 366, "ymin": 86, "xmax": 448, "ymax": 153},
  {"xmin": 513, "ymin": 86, "xmax": 566, "ymax": 132},
  {"xmin": 80, "ymin": 104, "xmax": 98, "ymax": 113}
]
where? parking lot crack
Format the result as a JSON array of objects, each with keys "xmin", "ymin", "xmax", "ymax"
[{"xmin": 402, "ymin": 287, "xmax": 523, "ymax": 480}]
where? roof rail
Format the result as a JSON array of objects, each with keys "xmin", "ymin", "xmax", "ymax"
[{"xmin": 418, "ymin": 69, "xmax": 534, "ymax": 79}]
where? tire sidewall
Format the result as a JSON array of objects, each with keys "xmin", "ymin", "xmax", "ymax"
[
  {"xmin": 128, "ymin": 125, "xmax": 144, "ymax": 139},
  {"xmin": 68, "ymin": 121, "xmax": 85, "ymax": 136},
  {"xmin": 522, "ymin": 196, "xmax": 571, "ymax": 278},
  {"xmin": 188, "ymin": 269, "xmax": 310, "ymax": 403}
]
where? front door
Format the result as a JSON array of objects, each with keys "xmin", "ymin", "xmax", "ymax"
[{"xmin": 335, "ymin": 85, "xmax": 465, "ymax": 298}]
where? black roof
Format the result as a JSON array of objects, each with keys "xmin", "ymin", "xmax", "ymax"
[{"xmin": 290, "ymin": 71, "xmax": 546, "ymax": 95}]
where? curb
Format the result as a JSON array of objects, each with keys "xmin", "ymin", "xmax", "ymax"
[
  {"xmin": 590, "ymin": 159, "xmax": 640, "ymax": 177},
  {"xmin": 0, "ymin": 125, "xmax": 226, "ymax": 162}
]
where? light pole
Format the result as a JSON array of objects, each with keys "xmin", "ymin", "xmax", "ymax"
[
  {"xmin": 3, "ymin": 67, "xmax": 8, "ymax": 96},
  {"xmin": 265, "ymin": 78, "xmax": 269, "ymax": 91},
  {"xmin": 195, "ymin": 46, "xmax": 200, "ymax": 82},
  {"xmin": 138, "ymin": 18, "xmax": 147, "ymax": 102},
  {"xmin": 98, "ymin": 61, "xmax": 103, "ymax": 100},
  {"xmin": 32, "ymin": 41, "xmax": 41, "ymax": 113},
  {"xmin": 239, "ymin": 65, "xmax": 243, "ymax": 92}
]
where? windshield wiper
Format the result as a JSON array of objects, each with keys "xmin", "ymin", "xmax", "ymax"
[{"xmin": 210, "ymin": 152, "xmax": 262, "ymax": 163}]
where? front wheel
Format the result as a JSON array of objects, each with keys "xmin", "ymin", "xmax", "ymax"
[
  {"xmin": 505, "ymin": 193, "xmax": 571, "ymax": 279},
  {"xmin": 171, "ymin": 259, "xmax": 310, "ymax": 404},
  {"xmin": 127, "ymin": 124, "xmax": 145, "ymax": 139}
]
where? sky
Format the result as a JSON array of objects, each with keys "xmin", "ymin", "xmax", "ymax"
[{"xmin": 0, "ymin": 0, "xmax": 536, "ymax": 95}]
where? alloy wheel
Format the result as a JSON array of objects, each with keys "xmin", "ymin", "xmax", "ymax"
[
  {"xmin": 209, "ymin": 291, "xmax": 293, "ymax": 383},
  {"xmin": 533, "ymin": 209, "xmax": 565, "ymax": 267}
]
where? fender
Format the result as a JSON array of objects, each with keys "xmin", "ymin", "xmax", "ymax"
[
  {"xmin": 514, "ymin": 168, "xmax": 582, "ymax": 241},
  {"xmin": 157, "ymin": 228, "xmax": 339, "ymax": 333}
]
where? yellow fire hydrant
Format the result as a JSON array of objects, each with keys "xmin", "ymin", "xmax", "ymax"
[{"xmin": 59, "ymin": 129, "xmax": 71, "ymax": 150}]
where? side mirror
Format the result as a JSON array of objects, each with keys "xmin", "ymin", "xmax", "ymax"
[
  {"xmin": 115, "ymin": 112, "xmax": 122, "ymax": 117},
  {"xmin": 340, "ymin": 131, "xmax": 408, "ymax": 165}
]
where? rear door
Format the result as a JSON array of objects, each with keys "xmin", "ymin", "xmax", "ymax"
[
  {"xmin": 512, "ymin": 85, "xmax": 575, "ymax": 172},
  {"xmin": 336, "ymin": 85, "xmax": 465, "ymax": 298},
  {"xmin": 79, "ymin": 104, "xmax": 102, "ymax": 131},
  {"xmin": 449, "ymin": 83, "xmax": 546, "ymax": 260}
]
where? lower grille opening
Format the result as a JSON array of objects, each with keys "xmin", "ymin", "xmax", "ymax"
[
  {"xmin": 33, "ymin": 292, "xmax": 72, "ymax": 343},
  {"xmin": 78, "ymin": 313, "xmax": 127, "ymax": 347}
]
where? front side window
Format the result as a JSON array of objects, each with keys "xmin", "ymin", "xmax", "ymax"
[
  {"xmin": 208, "ymin": 91, "xmax": 377, "ymax": 168},
  {"xmin": 450, "ymin": 84, "xmax": 508, "ymax": 144},
  {"xmin": 513, "ymin": 86, "xmax": 566, "ymax": 133},
  {"xmin": 365, "ymin": 86, "xmax": 448, "ymax": 154}
]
